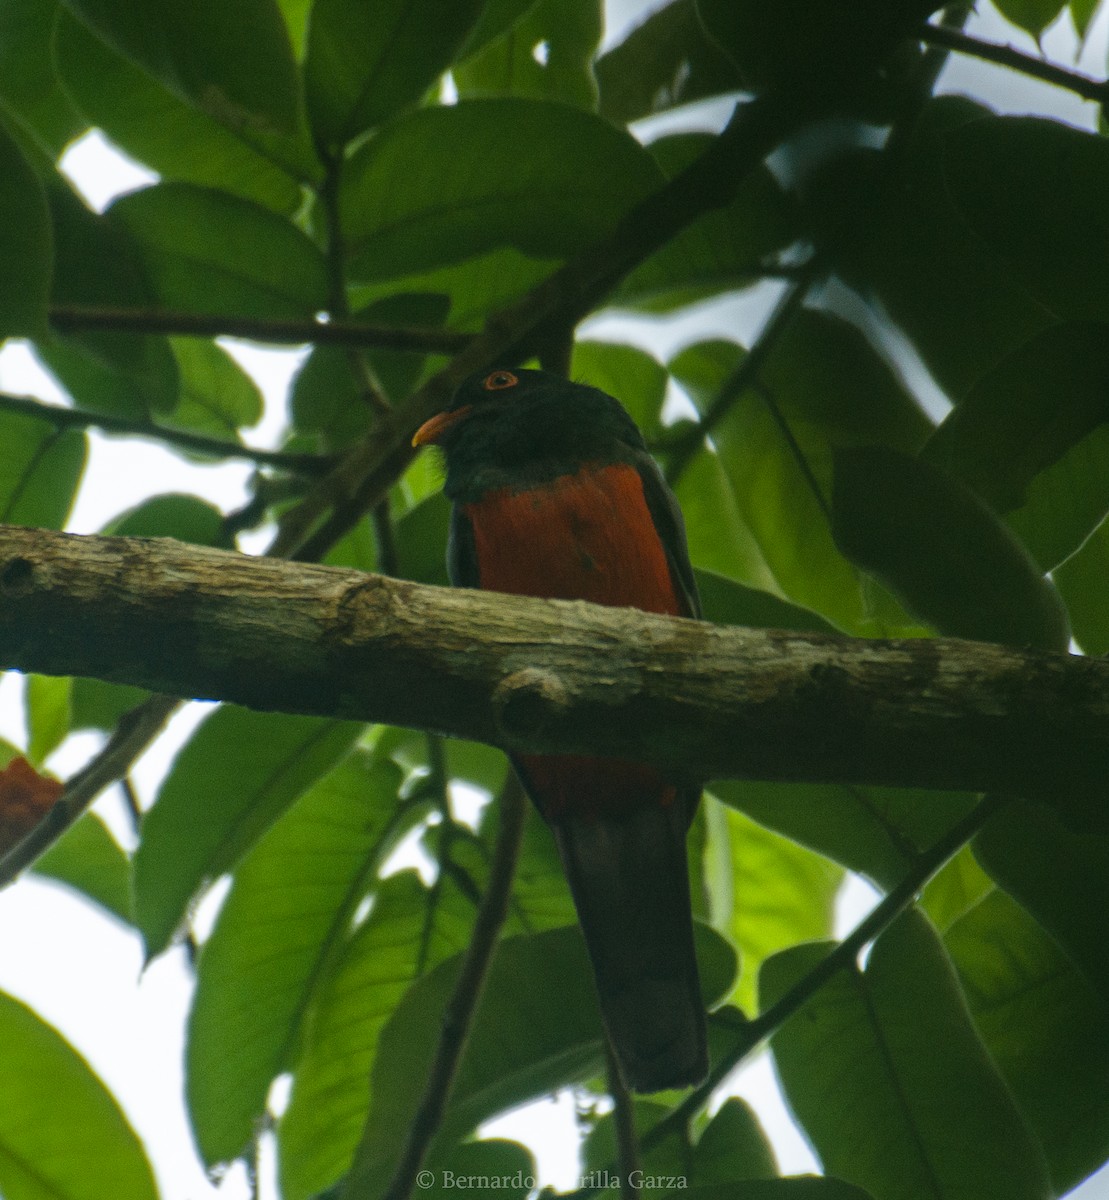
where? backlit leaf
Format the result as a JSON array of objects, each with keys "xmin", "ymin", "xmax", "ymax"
[{"xmin": 0, "ymin": 991, "xmax": 157, "ymax": 1200}]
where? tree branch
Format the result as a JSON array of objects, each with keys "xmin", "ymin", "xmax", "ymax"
[
  {"xmin": 917, "ymin": 21, "xmax": 1109, "ymax": 104},
  {"xmin": 576, "ymin": 792, "xmax": 1010, "ymax": 1198},
  {"xmin": 271, "ymin": 94, "xmax": 811, "ymax": 560},
  {"xmin": 663, "ymin": 274, "xmax": 815, "ymax": 485},
  {"xmin": 48, "ymin": 304, "xmax": 473, "ymax": 355},
  {"xmin": 348, "ymin": 775, "xmax": 527, "ymax": 1200},
  {"xmin": 2, "ymin": 525, "xmax": 1107, "ymax": 800},
  {"xmin": 0, "ymin": 391, "xmax": 336, "ymax": 476},
  {"xmin": 0, "ymin": 693, "xmax": 178, "ymax": 886}
]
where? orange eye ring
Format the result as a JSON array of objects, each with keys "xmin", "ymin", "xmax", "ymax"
[{"xmin": 482, "ymin": 369, "xmax": 519, "ymax": 391}]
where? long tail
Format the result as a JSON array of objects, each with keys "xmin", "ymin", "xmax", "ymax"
[{"xmin": 552, "ymin": 797, "xmax": 707, "ymax": 1092}]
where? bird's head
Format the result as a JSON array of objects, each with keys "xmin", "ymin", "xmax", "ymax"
[{"xmin": 412, "ymin": 367, "xmax": 646, "ymax": 500}]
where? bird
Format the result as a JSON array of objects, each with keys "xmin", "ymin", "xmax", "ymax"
[{"xmin": 412, "ymin": 365, "xmax": 707, "ymax": 1092}]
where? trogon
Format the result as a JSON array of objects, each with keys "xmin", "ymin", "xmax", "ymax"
[{"xmin": 412, "ymin": 366, "xmax": 706, "ymax": 1092}]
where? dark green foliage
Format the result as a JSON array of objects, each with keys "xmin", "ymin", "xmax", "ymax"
[{"xmin": 3, "ymin": 3, "xmax": 1109, "ymax": 1199}]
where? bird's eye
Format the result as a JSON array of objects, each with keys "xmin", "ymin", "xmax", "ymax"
[{"xmin": 482, "ymin": 369, "xmax": 519, "ymax": 391}]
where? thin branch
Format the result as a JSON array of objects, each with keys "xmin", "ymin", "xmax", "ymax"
[
  {"xmin": 48, "ymin": 304, "xmax": 473, "ymax": 355},
  {"xmin": 606, "ymin": 1038, "xmax": 642, "ymax": 1197},
  {"xmin": 917, "ymin": 21, "xmax": 1109, "ymax": 104},
  {"xmin": 0, "ymin": 694, "xmax": 178, "ymax": 887},
  {"xmin": 663, "ymin": 273, "xmax": 814, "ymax": 485},
  {"xmin": 272, "ymin": 94, "xmax": 813, "ymax": 560},
  {"xmin": 568, "ymin": 792, "xmax": 1011, "ymax": 1199},
  {"xmin": 351, "ymin": 774, "xmax": 527, "ymax": 1200},
  {"xmin": 0, "ymin": 390, "xmax": 335, "ymax": 476}
]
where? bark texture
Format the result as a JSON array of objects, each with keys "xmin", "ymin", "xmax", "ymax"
[{"xmin": 2, "ymin": 523, "xmax": 1107, "ymax": 797}]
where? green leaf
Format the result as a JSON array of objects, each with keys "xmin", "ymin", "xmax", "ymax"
[
  {"xmin": 106, "ymin": 493, "xmax": 227, "ymax": 545},
  {"xmin": 168, "ymin": 338, "xmax": 263, "ymax": 440},
  {"xmin": 454, "ymin": 0, "xmax": 601, "ymax": 110},
  {"xmin": 350, "ymin": 245, "xmax": 555, "ymax": 330},
  {"xmin": 1003, "ymin": 422, "xmax": 1109, "ymax": 572},
  {"xmin": 614, "ymin": 135, "xmax": 799, "ymax": 312},
  {"xmin": 583, "ymin": 1097, "xmax": 688, "ymax": 1197},
  {"xmin": 188, "ymin": 753, "xmax": 405, "ymax": 1166},
  {"xmin": 947, "ymin": 889, "xmax": 1109, "ymax": 1195},
  {"xmin": 693, "ymin": 1097, "xmax": 778, "ymax": 1182},
  {"xmin": 435, "ymin": 1141, "xmax": 536, "ymax": 1199},
  {"xmin": 25, "ymin": 673, "xmax": 71, "ymax": 763},
  {"xmin": 54, "ymin": 10, "xmax": 309, "ymax": 213},
  {"xmin": 33, "ymin": 813, "xmax": 133, "ymax": 925},
  {"xmin": 0, "ymin": 990, "xmax": 157, "ymax": 1200},
  {"xmin": 393, "ymin": 492, "xmax": 451, "ymax": 586},
  {"xmin": 1070, "ymin": 0, "xmax": 1101, "ymax": 36},
  {"xmin": 290, "ymin": 293, "xmax": 449, "ymax": 450},
  {"xmin": 832, "ymin": 446, "xmax": 1070, "ymax": 649},
  {"xmin": 715, "ymin": 779, "xmax": 978, "ymax": 893},
  {"xmin": 306, "ymin": 0, "xmax": 482, "ymax": 146},
  {"xmin": 812, "ymin": 103, "xmax": 1054, "ymax": 398},
  {"xmin": 277, "ymin": 871, "xmax": 475, "ymax": 1200},
  {"xmin": 924, "ymin": 323, "xmax": 1109, "ymax": 514},
  {"xmin": 61, "ymin": 0, "xmax": 299, "ymax": 134},
  {"xmin": 0, "ymin": 410, "xmax": 86, "ymax": 529},
  {"xmin": 70, "ymin": 678, "xmax": 148, "ymax": 732},
  {"xmin": 0, "ymin": 0, "xmax": 85, "ymax": 154},
  {"xmin": 708, "ymin": 802, "xmax": 841, "ymax": 1013},
  {"xmin": 672, "ymin": 449, "xmax": 777, "ymax": 590},
  {"xmin": 974, "ymin": 800, "xmax": 1109, "ymax": 1003},
  {"xmin": 696, "ymin": 0, "xmax": 933, "ymax": 103},
  {"xmin": 943, "ymin": 116, "xmax": 1109, "ymax": 325},
  {"xmin": 458, "ymin": 0, "xmax": 544, "ymax": 58},
  {"xmin": 994, "ymin": 0, "xmax": 1066, "ymax": 36},
  {"xmin": 695, "ymin": 568, "xmax": 836, "ymax": 632},
  {"xmin": 109, "ymin": 183, "xmax": 328, "ymax": 318},
  {"xmin": 1054, "ymin": 514, "xmax": 1109, "ymax": 654},
  {"xmin": 0, "ymin": 116, "xmax": 52, "ymax": 338},
  {"xmin": 341, "ymin": 98, "xmax": 663, "ymax": 282},
  {"xmin": 133, "ymin": 706, "xmax": 361, "ymax": 958},
  {"xmin": 39, "ymin": 182, "xmax": 179, "ymax": 419},
  {"xmin": 595, "ymin": 0, "xmax": 741, "ymax": 124},
  {"xmin": 570, "ymin": 341, "xmax": 667, "ymax": 440},
  {"xmin": 679, "ymin": 1183, "xmax": 876, "ymax": 1200},
  {"xmin": 761, "ymin": 910, "xmax": 1052, "ymax": 1200},
  {"xmin": 670, "ymin": 324, "xmax": 929, "ymax": 634},
  {"xmin": 919, "ymin": 845, "xmax": 993, "ymax": 932},
  {"xmin": 343, "ymin": 925, "xmax": 737, "ymax": 1199}
]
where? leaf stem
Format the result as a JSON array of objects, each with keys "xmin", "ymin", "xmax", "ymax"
[
  {"xmin": 0, "ymin": 390, "xmax": 335, "ymax": 475},
  {"xmin": 917, "ymin": 21, "xmax": 1109, "ymax": 104}
]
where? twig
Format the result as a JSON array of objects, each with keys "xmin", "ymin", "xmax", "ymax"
[
  {"xmin": 917, "ymin": 21, "xmax": 1109, "ymax": 104},
  {"xmin": 275, "ymin": 94, "xmax": 812, "ymax": 560},
  {"xmin": 645, "ymin": 795, "xmax": 1009, "ymax": 1153},
  {"xmin": 353, "ymin": 775, "xmax": 528, "ymax": 1200},
  {"xmin": 0, "ymin": 694, "xmax": 179, "ymax": 887},
  {"xmin": 0, "ymin": 391, "xmax": 335, "ymax": 476},
  {"xmin": 663, "ymin": 274, "xmax": 814, "ymax": 485},
  {"xmin": 566, "ymin": 792, "xmax": 1010, "ymax": 1200},
  {"xmin": 605, "ymin": 1038, "xmax": 642, "ymax": 1198},
  {"xmin": 48, "ymin": 304, "xmax": 473, "ymax": 355},
  {"xmin": 1, "ymin": 97, "xmax": 810, "ymax": 891}
]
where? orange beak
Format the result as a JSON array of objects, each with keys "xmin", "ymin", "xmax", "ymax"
[{"xmin": 411, "ymin": 404, "xmax": 473, "ymax": 447}]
